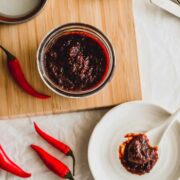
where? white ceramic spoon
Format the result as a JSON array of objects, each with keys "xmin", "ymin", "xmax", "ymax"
[{"xmin": 146, "ymin": 108, "xmax": 180, "ymax": 146}]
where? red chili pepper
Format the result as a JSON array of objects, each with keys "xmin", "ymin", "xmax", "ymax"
[
  {"xmin": 31, "ymin": 145, "xmax": 74, "ymax": 180},
  {"xmin": 34, "ymin": 122, "xmax": 75, "ymax": 175},
  {"xmin": 0, "ymin": 145, "xmax": 31, "ymax": 178},
  {"xmin": 0, "ymin": 45, "xmax": 50, "ymax": 99}
]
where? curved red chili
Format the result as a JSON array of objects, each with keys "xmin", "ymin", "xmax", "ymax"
[
  {"xmin": 31, "ymin": 145, "xmax": 74, "ymax": 180},
  {"xmin": 0, "ymin": 45, "xmax": 50, "ymax": 99},
  {"xmin": 34, "ymin": 122, "xmax": 75, "ymax": 175},
  {"xmin": 0, "ymin": 145, "xmax": 31, "ymax": 178}
]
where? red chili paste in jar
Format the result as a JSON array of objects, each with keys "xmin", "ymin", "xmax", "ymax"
[{"xmin": 43, "ymin": 32, "xmax": 109, "ymax": 91}]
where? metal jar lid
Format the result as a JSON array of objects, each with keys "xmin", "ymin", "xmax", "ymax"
[{"xmin": 0, "ymin": 0, "xmax": 47, "ymax": 24}]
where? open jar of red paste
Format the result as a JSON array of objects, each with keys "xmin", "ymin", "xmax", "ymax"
[{"xmin": 37, "ymin": 23, "xmax": 115, "ymax": 98}]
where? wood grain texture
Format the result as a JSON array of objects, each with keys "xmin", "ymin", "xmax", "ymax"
[{"xmin": 0, "ymin": 0, "xmax": 142, "ymax": 119}]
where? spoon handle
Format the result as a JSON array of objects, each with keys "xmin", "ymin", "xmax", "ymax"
[
  {"xmin": 159, "ymin": 108, "xmax": 180, "ymax": 145},
  {"xmin": 147, "ymin": 108, "xmax": 180, "ymax": 146},
  {"xmin": 162, "ymin": 109, "xmax": 180, "ymax": 137}
]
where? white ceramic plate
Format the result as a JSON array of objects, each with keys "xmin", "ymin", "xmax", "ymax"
[{"xmin": 88, "ymin": 101, "xmax": 180, "ymax": 180}]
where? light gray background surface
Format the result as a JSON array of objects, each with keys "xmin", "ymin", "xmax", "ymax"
[{"xmin": 0, "ymin": 0, "xmax": 180, "ymax": 179}]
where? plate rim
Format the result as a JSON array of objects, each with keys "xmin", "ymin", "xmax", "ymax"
[{"xmin": 88, "ymin": 100, "xmax": 171, "ymax": 179}]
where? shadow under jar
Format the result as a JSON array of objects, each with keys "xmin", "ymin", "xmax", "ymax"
[{"xmin": 37, "ymin": 23, "xmax": 115, "ymax": 98}]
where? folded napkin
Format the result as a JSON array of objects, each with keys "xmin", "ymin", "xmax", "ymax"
[
  {"xmin": 0, "ymin": 110, "xmax": 107, "ymax": 180},
  {"xmin": 134, "ymin": 0, "xmax": 180, "ymax": 112}
]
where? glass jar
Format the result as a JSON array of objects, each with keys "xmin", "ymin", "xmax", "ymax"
[{"xmin": 37, "ymin": 23, "xmax": 115, "ymax": 98}]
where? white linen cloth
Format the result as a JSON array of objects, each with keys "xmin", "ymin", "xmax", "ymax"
[{"xmin": 0, "ymin": 0, "xmax": 180, "ymax": 179}]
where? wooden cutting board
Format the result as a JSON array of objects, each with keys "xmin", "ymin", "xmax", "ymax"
[{"xmin": 0, "ymin": 0, "xmax": 142, "ymax": 119}]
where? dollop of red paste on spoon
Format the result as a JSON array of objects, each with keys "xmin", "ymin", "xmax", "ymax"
[{"xmin": 119, "ymin": 133, "xmax": 158, "ymax": 175}]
